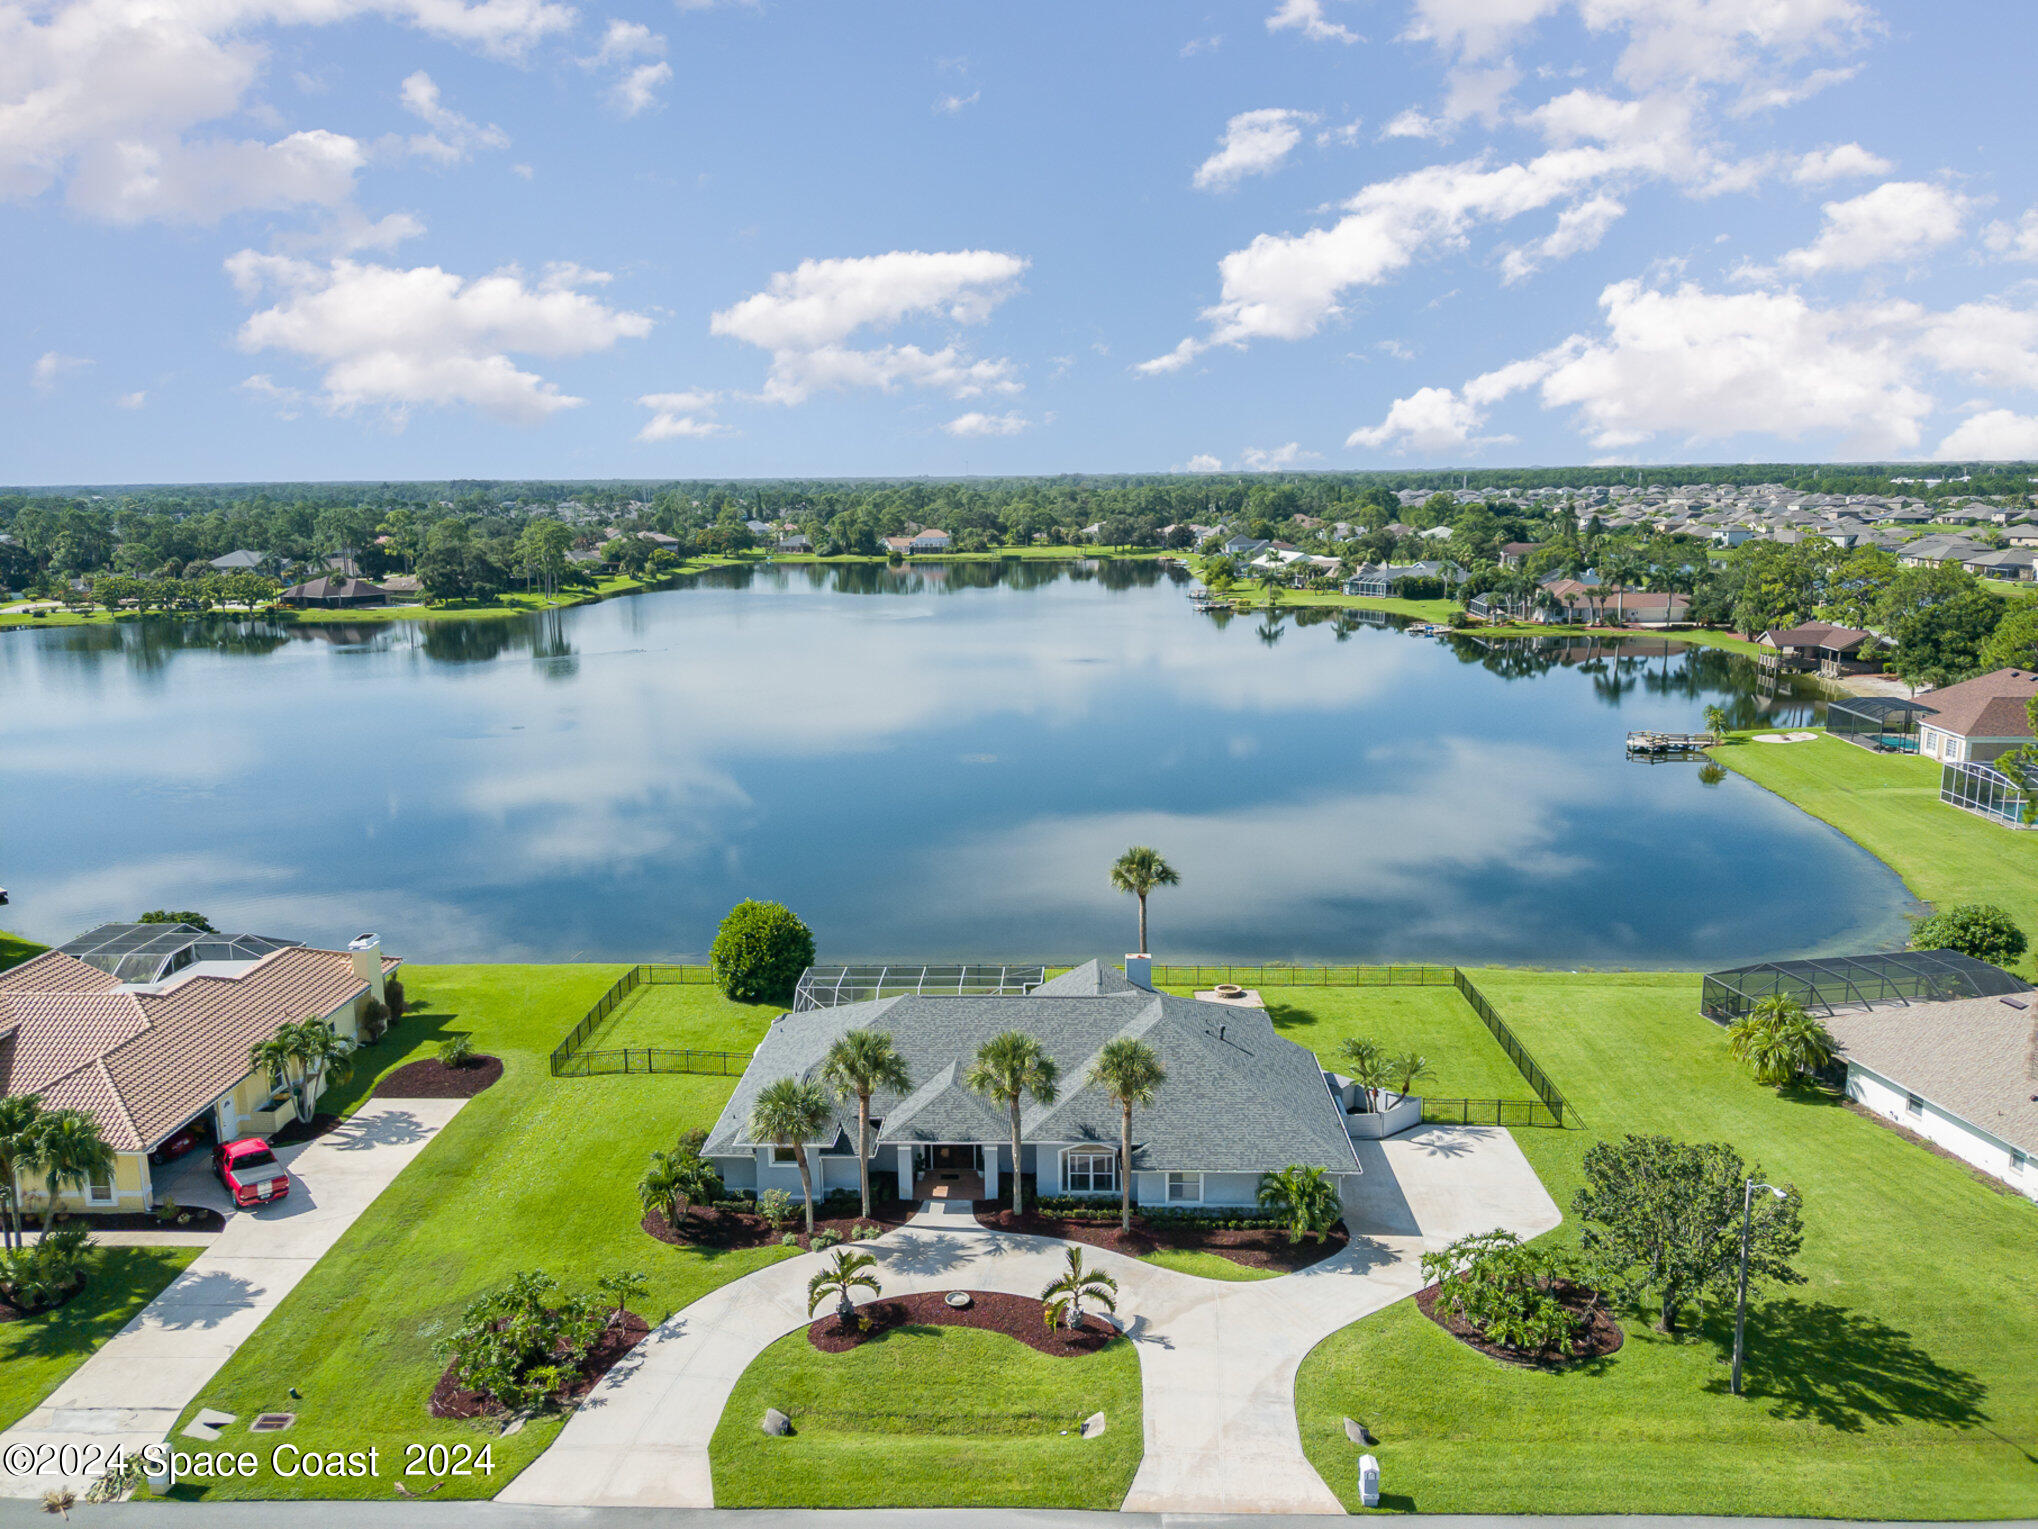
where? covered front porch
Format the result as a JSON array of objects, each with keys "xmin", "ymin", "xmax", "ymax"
[{"xmin": 903, "ymin": 1142, "xmax": 990, "ymax": 1202}]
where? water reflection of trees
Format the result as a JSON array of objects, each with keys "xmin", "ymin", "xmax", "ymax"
[
  {"xmin": 685, "ymin": 557, "xmax": 1165, "ymax": 599},
  {"xmin": 1437, "ymin": 633, "xmax": 1824, "ymax": 726}
]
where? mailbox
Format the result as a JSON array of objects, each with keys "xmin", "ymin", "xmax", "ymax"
[{"xmin": 1358, "ymin": 1452, "xmax": 1380, "ymax": 1508}]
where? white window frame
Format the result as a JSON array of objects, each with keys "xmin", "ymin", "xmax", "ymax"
[
  {"xmin": 2011, "ymin": 1149, "xmax": 2028, "ymax": 1175},
  {"xmin": 771, "ymin": 1145, "xmax": 800, "ymax": 1165},
  {"xmin": 1164, "ymin": 1171, "xmax": 1202, "ymax": 1204},
  {"xmin": 86, "ymin": 1164, "xmax": 116, "ymax": 1205},
  {"xmin": 1904, "ymin": 1093, "xmax": 1925, "ymax": 1117},
  {"xmin": 1062, "ymin": 1148, "xmax": 1117, "ymax": 1194}
]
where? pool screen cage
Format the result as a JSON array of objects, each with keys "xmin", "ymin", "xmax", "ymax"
[
  {"xmin": 1826, "ymin": 695, "xmax": 1931, "ymax": 751},
  {"xmin": 1941, "ymin": 759, "xmax": 2033, "ymax": 828},
  {"xmin": 1700, "ymin": 949, "xmax": 2030, "ymax": 1022},
  {"xmin": 793, "ymin": 963, "xmax": 1049, "ymax": 1012}
]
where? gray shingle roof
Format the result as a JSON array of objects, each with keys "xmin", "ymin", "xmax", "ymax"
[
  {"xmin": 1827, "ymin": 994, "xmax": 2038, "ymax": 1155},
  {"xmin": 704, "ymin": 960, "xmax": 1360, "ymax": 1174}
]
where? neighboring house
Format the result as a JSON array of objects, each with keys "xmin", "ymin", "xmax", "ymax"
[
  {"xmin": 0, "ymin": 925, "xmax": 397, "ymax": 1214},
  {"xmin": 1758, "ymin": 622, "xmax": 1882, "ymax": 676},
  {"xmin": 1965, "ymin": 548, "xmax": 2038, "ymax": 582},
  {"xmin": 776, "ymin": 533, "xmax": 813, "ymax": 553},
  {"xmin": 1343, "ymin": 560, "xmax": 1467, "ymax": 598},
  {"xmin": 1915, "ymin": 668, "xmax": 2038, "ymax": 765},
  {"xmin": 1899, "ymin": 534, "xmax": 1992, "ymax": 568},
  {"xmin": 744, "ymin": 519, "xmax": 774, "ymax": 537},
  {"xmin": 909, "ymin": 529, "xmax": 952, "ymax": 553},
  {"xmin": 1827, "ymin": 995, "xmax": 2038, "ymax": 1203},
  {"xmin": 208, "ymin": 550, "xmax": 273, "ymax": 574},
  {"xmin": 1498, "ymin": 541, "xmax": 1541, "ymax": 569},
  {"xmin": 637, "ymin": 531, "xmax": 681, "ymax": 549},
  {"xmin": 702, "ymin": 960, "xmax": 1361, "ymax": 1207},
  {"xmin": 1535, "ymin": 579, "xmax": 1690, "ymax": 625},
  {"xmin": 278, "ymin": 576, "xmax": 390, "ymax": 608},
  {"xmin": 1709, "ymin": 526, "xmax": 1754, "ymax": 548},
  {"xmin": 1224, "ymin": 536, "xmax": 1271, "ymax": 557},
  {"xmin": 379, "ymin": 574, "xmax": 423, "ymax": 601}
]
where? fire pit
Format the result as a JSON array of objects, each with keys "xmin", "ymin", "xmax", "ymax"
[{"xmin": 1214, "ymin": 983, "xmax": 1246, "ymax": 1000}]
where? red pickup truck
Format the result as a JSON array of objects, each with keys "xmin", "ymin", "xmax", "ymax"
[{"xmin": 213, "ymin": 1138, "xmax": 292, "ymax": 1208}]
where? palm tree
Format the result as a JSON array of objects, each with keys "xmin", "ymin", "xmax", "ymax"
[
  {"xmin": 638, "ymin": 1148, "xmax": 721, "ymax": 1232},
  {"xmin": 0, "ymin": 1094, "xmax": 46, "ymax": 1251},
  {"xmin": 1109, "ymin": 845, "xmax": 1181, "ymax": 956},
  {"xmin": 1040, "ymin": 1245, "xmax": 1118, "ymax": 1331},
  {"xmin": 1339, "ymin": 1037, "xmax": 1389, "ymax": 1113},
  {"xmin": 820, "ymin": 1029, "xmax": 912, "ymax": 1220},
  {"xmin": 1728, "ymin": 997, "xmax": 1839, "ymax": 1089},
  {"xmin": 1384, "ymin": 1051, "xmax": 1432, "ymax": 1106},
  {"xmin": 806, "ymin": 1247, "xmax": 882, "ymax": 1321},
  {"xmin": 1088, "ymin": 1038, "xmax": 1166, "ymax": 1232},
  {"xmin": 249, "ymin": 1016, "xmax": 354, "ymax": 1124},
  {"xmin": 34, "ymin": 1109, "xmax": 114, "ymax": 1232},
  {"xmin": 748, "ymin": 1077, "xmax": 833, "ymax": 1235},
  {"xmin": 1257, "ymin": 1163, "xmax": 1343, "ymax": 1243},
  {"xmin": 1704, "ymin": 703, "xmax": 1730, "ymax": 738},
  {"xmin": 965, "ymin": 1032, "xmax": 1060, "ymax": 1216}
]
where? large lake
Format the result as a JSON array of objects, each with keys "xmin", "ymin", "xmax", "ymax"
[{"xmin": 0, "ymin": 561, "xmax": 1917, "ymax": 969}]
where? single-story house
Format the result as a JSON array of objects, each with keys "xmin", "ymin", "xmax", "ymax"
[
  {"xmin": 1899, "ymin": 534, "xmax": 1992, "ymax": 569},
  {"xmin": 1965, "ymin": 547, "xmax": 2038, "ymax": 582},
  {"xmin": 1536, "ymin": 580, "xmax": 1690, "ymax": 626},
  {"xmin": 1343, "ymin": 560, "xmax": 1468, "ymax": 598},
  {"xmin": 776, "ymin": 533, "xmax": 813, "ymax": 553},
  {"xmin": 909, "ymin": 529, "xmax": 952, "ymax": 553},
  {"xmin": 1827, "ymin": 994, "xmax": 2038, "ymax": 1202},
  {"xmin": 1915, "ymin": 668, "xmax": 2038, "ymax": 765},
  {"xmin": 1498, "ymin": 541, "xmax": 1541, "ymax": 569},
  {"xmin": 0, "ymin": 924, "xmax": 397, "ymax": 1214},
  {"xmin": 379, "ymin": 574, "xmax": 423, "ymax": 600},
  {"xmin": 208, "ymin": 550, "xmax": 273, "ymax": 574},
  {"xmin": 1758, "ymin": 622, "xmax": 1882, "ymax": 675},
  {"xmin": 278, "ymin": 576, "xmax": 390, "ymax": 608},
  {"xmin": 703, "ymin": 960, "xmax": 1362, "ymax": 1208}
]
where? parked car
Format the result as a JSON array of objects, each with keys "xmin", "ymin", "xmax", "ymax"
[
  {"xmin": 213, "ymin": 1138, "xmax": 291, "ymax": 1207},
  {"xmin": 150, "ymin": 1124, "xmax": 204, "ymax": 1165}
]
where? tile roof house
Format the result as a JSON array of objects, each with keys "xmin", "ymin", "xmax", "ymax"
[
  {"xmin": 1758, "ymin": 622, "xmax": 1883, "ymax": 675},
  {"xmin": 703, "ymin": 960, "xmax": 1362, "ymax": 1208},
  {"xmin": 1827, "ymin": 994, "xmax": 2038, "ymax": 1202},
  {"xmin": 0, "ymin": 926, "xmax": 396, "ymax": 1214},
  {"xmin": 1915, "ymin": 668, "xmax": 2038, "ymax": 765}
]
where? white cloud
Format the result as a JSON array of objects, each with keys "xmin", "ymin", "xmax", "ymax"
[
  {"xmin": 115, "ymin": 389, "xmax": 147, "ymax": 408},
  {"xmin": 1266, "ymin": 0, "xmax": 1359, "ymax": 44},
  {"xmin": 710, "ymin": 249, "xmax": 1028, "ymax": 405},
  {"xmin": 611, "ymin": 62, "xmax": 673, "ymax": 116},
  {"xmin": 580, "ymin": 21, "xmax": 671, "ymax": 115},
  {"xmin": 1180, "ymin": 34, "xmax": 1222, "ymax": 56},
  {"xmin": 1184, "ymin": 453, "xmax": 1224, "ymax": 472},
  {"xmin": 1935, "ymin": 409, "xmax": 2038, "ymax": 461},
  {"xmin": 1792, "ymin": 142, "xmax": 1892, "ymax": 183},
  {"xmin": 1380, "ymin": 108, "xmax": 1439, "ymax": 140},
  {"xmin": 1193, "ymin": 108, "xmax": 1316, "ymax": 192},
  {"xmin": 943, "ymin": 410, "xmax": 1029, "ymax": 437},
  {"xmin": 31, "ymin": 351, "xmax": 91, "ymax": 392},
  {"xmin": 1774, "ymin": 180, "xmax": 1970, "ymax": 275},
  {"xmin": 588, "ymin": 17, "xmax": 661, "ymax": 64},
  {"xmin": 227, "ymin": 251, "xmax": 653, "ymax": 425},
  {"xmin": 637, "ymin": 389, "xmax": 728, "ymax": 441},
  {"xmin": 1983, "ymin": 210, "xmax": 2038, "ymax": 263},
  {"xmin": 1499, "ymin": 191, "xmax": 1624, "ymax": 283},
  {"xmin": 1316, "ymin": 117, "xmax": 1364, "ymax": 147},
  {"xmin": 1240, "ymin": 441, "xmax": 1318, "ymax": 470},
  {"xmin": 398, "ymin": 70, "xmax": 510, "ymax": 163},
  {"xmin": 934, "ymin": 90, "xmax": 980, "ymax": 114},
  {"xmin": 1348, "ymin": 386, "xmax": 1486, "ymax": 453}
]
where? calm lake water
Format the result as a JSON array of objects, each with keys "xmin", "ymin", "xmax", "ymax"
[{"xmin": 0, "ymin": 561, "xmax": 1917, "ymax": 969}]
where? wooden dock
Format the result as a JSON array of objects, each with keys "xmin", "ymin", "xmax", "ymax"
[{"xmin": 1625, "ymin": 730, "xmax": 1717, "ymax": 756}]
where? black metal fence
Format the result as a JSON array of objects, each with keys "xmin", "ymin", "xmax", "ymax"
[
  {"xmin": 1421, "ymin": 1097, "xmax": 1565, "ymax": 1129},
  {"xmin": 549, "ymin": 964, "xmax": 726, "ymax": 1077},
  {"xmin": 1450, "ymin": 970, "xmax": 1572, "ymax": 1127},
  {"xmin": 564, "ymin": 1046, "xmax": 749, "ymax": 1078},
  {"xmin": 1151, "ymin": 964, "xmax": 1454, "ymax": 988}
]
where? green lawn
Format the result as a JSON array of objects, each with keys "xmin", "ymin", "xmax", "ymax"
[
  {"xmin": 0, "ymin": 1247, "xmax": 202, "ymax": 1432},
  {"xmin": 1296, "ymin": 968, "xmax": 2038, "ymax": 1516},
  {"xmin": 158, "ymin": 963, "xmax": 789, "ymax": 1501},
  {"xmin": 1136, "ymin": 1247, "xmax": 1278, "ymax": 1282},
  {"xmin": 1225, "ymin": 985, "xmax": 1532, "ymax": 1102},
  {"xmin": 593, "ymin": 975, "xmax": 774, "ymax": 1054},
  {"xmin": 711, "ymin": 1324, "xmax": 1143, "ymax": 1508},
  {"xmin": 1711, "ymin": 732, "xmax": 2038, "ymax": 932},
  {"xmin": 0, "ymin": 928, "xmax": 45, "ymax": 972}
]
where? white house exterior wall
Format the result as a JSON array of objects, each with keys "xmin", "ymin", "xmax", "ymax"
[{"xmin": 1847, "ymin": 1063, "xmax": 2037, "ymax": 1202}]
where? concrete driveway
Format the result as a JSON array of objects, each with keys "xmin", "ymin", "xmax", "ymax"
[
  {"xmin": 502, "ymin": 1123, "xmax": 1559, "ymax": 1516},
  {"xmin": 0, "ymin": 1099, "xmax": 466, "ymax": 1498}
]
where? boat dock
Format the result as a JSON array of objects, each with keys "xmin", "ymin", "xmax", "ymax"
[{"xmin": 1625, "ymin": 730, "xmax": 1717, "ymax": 757}]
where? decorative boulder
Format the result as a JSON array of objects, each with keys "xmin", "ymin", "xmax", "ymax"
[
  {"xmin": 1081, "ymin": 1411, "xmax": 1107, "ymax": 1439},
  {"xmin": 1344, "ymin": 1417, "xmax": 1376, "ymax": 1445},
  {"xmin": 761, "ymin": 1408, "xmax": 792, "ymax": 1437}
]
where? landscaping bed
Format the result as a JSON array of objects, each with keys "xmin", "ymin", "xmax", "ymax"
[
  {"xmin": 269, "ymin": 1112, "xmax": 344, "ymax": 1148},
  {"xmin": 0, "ymin": 1272, "xmax": 85, "ymax": 1323},
  {"xmin": 974, "ymin": 1205, "xmax": 1349, "ymax": 1273},
  {"xmin": 1414, "ymin": 1279, "xmax": 1623, "ymax": 1368},
  {"xmin": 807, "ymin": 1291, "xmax": 1118, "ymax": 1358},
  {"xmin": 428, "ymin": 1312, "xmax": 650, "ymax": 1420},
  {"xmin": 41, "ymin": 1206, "xmax": 228, "ymax": 1234},
  {"xmin": 642, "ymin": 1195, "xmax": 916, "ymax": 1252},
  {"xmin": 375, "ymin": 1054, "xmax": 504, "ymax": 1099}
]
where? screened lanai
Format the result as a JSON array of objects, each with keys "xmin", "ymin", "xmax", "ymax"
[
  {"xmin": 793, "ymin": 963, "xmax": 1049, "ymax": 1012},
  {"xmin": 1826, "ymin": 695, "xmax": 1931, "ymax": 752},
  {"xmin": 1700, "ymin": 949, "xmax": 2030, "ymax": 1022}
]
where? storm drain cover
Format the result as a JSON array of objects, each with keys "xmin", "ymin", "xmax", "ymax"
[{"xmin": 250, "ymin": 1413, "xmax": 296, "ymax": 1432}]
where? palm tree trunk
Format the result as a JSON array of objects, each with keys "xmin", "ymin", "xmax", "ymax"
[
  {"xmin": 1119, "ymin": 1105, "xmax": 1132, "ymax": 1233},
  {"xmin": 1008, "ymin": 1098, "xmax": 1024, "ymax": 1216},
  {"xmin": 1137, "ymin": 894, "xmax": 1148, "ymax": 955},
  {"xmin": 795, "ymin": 1148, "xmax": 816, "ymax": 1236},
  {"xmin": 857, "ymin": 1094, "xmax": 873, "ymax": 1220}
]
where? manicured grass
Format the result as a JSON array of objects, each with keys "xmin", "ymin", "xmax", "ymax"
[
  {"xmin": 1135, "ymin": 1247, "xmax": 1279, "ymax": 1282},
  {"xmin": 0, "ymin": 928, "xmax": 46, "ymax": 972},
  {"xmin": 1296, "ymin": 968, "xmax": 2038, "ymax": 1517},
  {"xmin": 159, "ymin": 963, "xmax": 789, "ymax": 1501},
  {"xmin": 594, "ymin": 975, "xmax": 777, "ymax": 1054},
  {"xmin": 1711, "ymin": 732, "xmax": 2038, "ymax": 931},
  {"xmin": 711, "ymin": 1324, "xmax": 1143, "ymax": 1508},
  {"xmin": 1249, "ymin": 986, "xmax": 1532, "ymax": 1102},
  {"xmin": 1475, "ymin": 622, "xmax": 1770, "ymax": 656},
  {"xmin": 0, "ymin": 1247, "xmax": 203, "ymax": 1432}
]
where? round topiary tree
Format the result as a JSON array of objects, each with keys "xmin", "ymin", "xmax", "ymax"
[
  {"xmin": 1910, "ymin": 903, "xmax": 2028, "ymax": 969},
  {"xmin": 710, "ymin": 900, "xmax": 816, "ymax": 1005}
]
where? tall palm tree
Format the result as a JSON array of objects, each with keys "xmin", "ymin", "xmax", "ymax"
[
  {"xmin": 1109, "ymin": 845, "xmax": 1181, "ymax": 956},
  {"xmin": 1729, "ymin": 997, "xmax": 1839, "ymax": 1089},
  {"xmin": 1040, "ymin": 1245, "xmax": 1118, "ymax": 1331},
  {"xmin": 965, "ymin": 1032, "xmax": 1060, "ymax": 1216},
  {"xmin": 748, "ymin": 1077, "xmax": 833, "ymax": 1234},
  {"xmin": 1704, "ymin": 703, "xmax": 1730, "ymax": 738},
  {"xmin": 249, "ymin": 1016, "xmax": 354, "ymax": 1124},
  {"xmin": 820, "ymin": 1029, "xmax": 912, "ymax": 1220},
  {"xmin": 1339, "ymin": 1037, "xmax": 1388, "ymax": 1113},
  {"xmin": 1257, "ymin": 1164, "xmax": 1342, "ymax": 1244},
  {"xmin": 806, "ymin": 1247, "xmax": 882, "ymax": 1321},
  {"xmin": 1088, "ymin": 1038, "xmax": 1166, "ymax": 1232},
  {"xmin": 0, "ymin": 1094, "xmax": 46, "ymax": 1251},
  {"xmin": 34, "ymin": 1109, "xmax": 114, "ymax": 1232}
]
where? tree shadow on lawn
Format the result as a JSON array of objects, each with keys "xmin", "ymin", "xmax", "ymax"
[
  {"xmin": 1264, "ymin": 1000, "xmax": 1321, "ymax": 1038},
  {"xmin": 1712, "ymin": 1297, "xmax": 1991, "ymax": 1433},
  {"xmin": 318, "ymin": 1001, "xmax": 466, "ymax": 1115},
  {"xmin": 3, "ymin": 1249, "xmax": 195, "ymax": 1362}
]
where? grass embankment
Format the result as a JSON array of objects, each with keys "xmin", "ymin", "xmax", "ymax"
[
  {"xmin": 0, "ymin": 1247, "xmax": 204, "ymax": 1432},
  {"xmin": 1296, "ymin": 968, "xmax": 2038, "ymax": 1517},
  {"xmin": 0, "ymin": 929, "xmax": 46, "ymax": 972},
  {"xmin": 711, "ymin": 1324, "xmax": 1143, "ymax": 1508},
  {"xmin": 160, "ymin": 964, "xmax": 789, "ymax": 1502},
  {"xmin": 1711, "ymin": 732, "xmax": 2038, "ymax": 927}
]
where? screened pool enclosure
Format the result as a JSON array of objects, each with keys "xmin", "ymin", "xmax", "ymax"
[
  {"xmin": 793, "ymin": 963, "xmax": 1049, "ymax": 1011},
  {"xmin": 1826, "ymin": 695, "xmax": 1930, "ymax": 752},
  {"xmin": 1701, "ymin": 949, "xmax": 2030, "ymax": 1021},
  {"xmin": 1941, "ymin": 759, "xmax": 2032, "ymax": 828}
]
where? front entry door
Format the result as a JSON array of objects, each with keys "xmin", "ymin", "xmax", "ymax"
[{"xmin": 930, "ymin": 1144, "xmax": 971, "ymax": 1175}]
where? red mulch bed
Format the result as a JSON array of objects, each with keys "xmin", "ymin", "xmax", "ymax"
[
  {"xmin": 377, "ymin": 1055, "xmax": 503, "ymax": 1099},
  {"xmin": 974, "ymin": 1206, "xmax": 1350, "ymax": 1273},
  {"xmin": 428, "ymin": 1311, "xmax": 651, "ymax": 1419},
  {"xmin": 268, "ymin": 1112, "xmax": 344, "ymax": 1148},
  {"xmin": 807, "ymin": 1290, "xmax": 1119, "ymax": 1357},
  {"xmin": 1415, "ymin": 1279, "xmax": 1625, "ymax": 1368},
  {"xmin": 641, "ymin": 1196, "xmax": 917, "ymax": 1252}
]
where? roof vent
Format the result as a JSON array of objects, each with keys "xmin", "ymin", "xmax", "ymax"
[{"xmin": 2000, "ymin": 996, "xmax": 2028, "ymax": 1009}]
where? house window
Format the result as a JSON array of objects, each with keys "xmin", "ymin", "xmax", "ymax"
[
  {"xmin": 1905, "ymin": 1093, "xmax": 1924, "ymax": 1116},
  {"xmin": 86, "ymin": 1164, "xmax": 115, "ymax": 1205},
  {"xmin": 771, "ymin": 1146, "xmax": 800, "ymax": 1164},
  {"xmin": 2011, "ymin": 1150, "xmax": 2028, "ymax": 1175},
  {"xmin": 1063, "ymin": 1149, "xmax": 1117, "ymax": 1193},
  {"xmin": 1165, "ymin": 1172, "xmax": 1201, "ymax": 1203}
]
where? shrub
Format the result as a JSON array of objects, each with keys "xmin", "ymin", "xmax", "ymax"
[
  {"xmin": 359, "ymin": 999, "xmax": 390, "ymax": 1044},
  {"xmin": 153, "ymin": 1196, "xmax": 180, "ymax": 1226},
  {"xmin": 757, "ymin": 1188, "xmax": 796, "ymax": 1230},
  {"xmin": 435, "ymin": 1270, "xmax": 602, "ymax": 1414},
  {"xmin": 1420, "ymin": 1229, "xmax": 1579, "ymax": 1355},
  {"xmin": 0, "ymin": 1224, "xmax": 95, "ymax": 1312},
  {"xmin": 1910, "ymin": 903, "xmax": 2028, "ymax": 968},
  {"xmin": 780, "ymin": 1232, "xmax": 802, "ymax": 1247},
  {"xmin": 438, "ymin": 1034, "xmax": 476, "ymax": 1068},
  {"xmin": 384, "ymin": 977, "xmax": 407, "ymax": 1024},
  {"xmin": 811, "ymin": 1228, "xmax": 843, "ymax": 1250},
  {"xmin": 708, "ymin": 900, "xmax": 816, "ymax": 1005}
]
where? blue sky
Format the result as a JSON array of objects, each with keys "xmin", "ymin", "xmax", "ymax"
[{"xmin": 7, "ymin": 0, "xmax": 2037, "ymax": 482}]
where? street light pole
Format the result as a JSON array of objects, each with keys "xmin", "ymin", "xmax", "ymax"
[{"xmin": 1731, "ymin": 1179, "xmax": 1785, "ymax": 1397}]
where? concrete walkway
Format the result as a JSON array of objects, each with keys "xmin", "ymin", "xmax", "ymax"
[
  {"xmin": 503, "ymin": 1123, "xmax": 1559, "ymax": 1516},
  {"xmin": 0, "ymin": 1099, "xmax": 466, "ymax": 1498}
]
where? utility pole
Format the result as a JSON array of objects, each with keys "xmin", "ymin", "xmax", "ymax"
[{"xmin": 1731, "ymin": 1178, "xmax": 1786, "ymax": 1396}]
